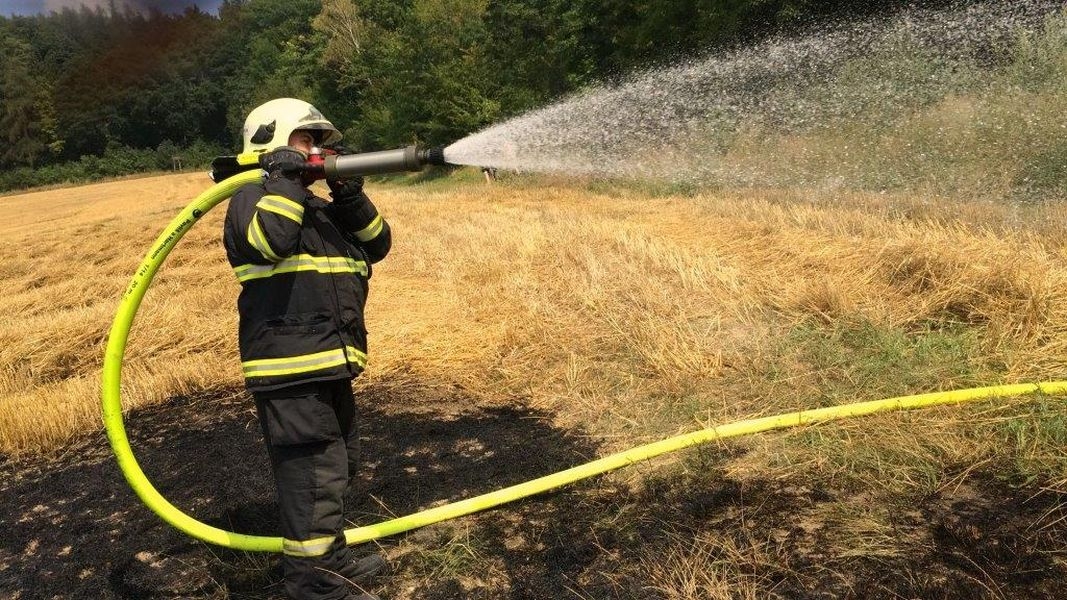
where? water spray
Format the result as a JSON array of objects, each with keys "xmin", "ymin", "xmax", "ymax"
[{"xmin": 445, "ymin": 0, "xmax": 1064, "ymax": 193}]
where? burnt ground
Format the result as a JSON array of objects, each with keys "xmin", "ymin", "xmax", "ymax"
[{"xmin": 2, "ymin": 385, "xmax": 1067, "ymax": 600}]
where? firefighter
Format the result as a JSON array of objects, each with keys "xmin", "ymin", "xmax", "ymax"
[{"xmin": 223, "ymin": 98, "xmax": 390, "ymax": 600}]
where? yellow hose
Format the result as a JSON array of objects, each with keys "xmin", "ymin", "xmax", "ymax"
[
  {"xmin": 101, "ymin": 173, "xmax": 1067, "ymax": 552},
  {"xmin": 101, "ymin": 169, "xmax": 279, "ymax": 550},
  {"xmin": 341, "ymin": 381, "xmax": 1067, "ymax": 545}
]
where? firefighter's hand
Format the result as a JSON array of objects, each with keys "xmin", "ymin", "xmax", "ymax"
[
  {"xmin": 327, "ymin": 176, "xmax": 366, "ymax": 205},
  {"xmin": 258, "ymin": 146, "xmax": 308, "ymax": 179}
]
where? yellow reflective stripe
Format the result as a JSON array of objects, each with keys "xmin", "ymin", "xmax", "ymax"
[
  {"xmin": 247, "ymin": 213, "xmax": 281, "ymax": 262},
  {"xmin": 236, "ymin": 151, "xmax": 263, "ymax": 166},
  {"xmin": 256, "ymin": 195, "xmax": 304, "ymax": 223},
  {"xmin": 345, "ymin": 345, "xmax": 368, "ymax": 367},
  {"xmin": 243, "ymin": 347, "xmax": 347, "ymax": 377},
  {"xmin": 282, "ymin": 536, "xmax": 335, "ymax": 557},
  {"xmin": 242, "ymin": 345, "xmax": 368, "ymax": 378},
  {"xmin": 354, "ymin": 214, "xmax": 384, "ymax": 242},
  {"xmin": 233, "ymin": 254, "xmax": 368, "ymax": 283}
]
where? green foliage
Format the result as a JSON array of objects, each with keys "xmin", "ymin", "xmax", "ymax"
[
  {"xmin": 313, "ymin": 0, "xmax": 501, "ymax": 148},
  {"xmin": 0, "ymin": 139, "xmax": 225, "ymax": 194},
  {"xmin": 0, "ymin": 0, "xmax": 1060, "ymax": 193},
  {"xmin": 0, "ymin": 29, "xmax": 59, "ymax": 167}
]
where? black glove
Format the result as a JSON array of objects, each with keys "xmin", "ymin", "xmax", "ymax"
[
  {"xmin": 327, "ymin": 176, "xmax": 366, "ymax": 205},
  {"xmin": 324, "ymin": 144, "xmax": 358, "ymax": 156},
  {"xmin": 258, "ymin": 146, "xmax": 308, "ymax": 180}
]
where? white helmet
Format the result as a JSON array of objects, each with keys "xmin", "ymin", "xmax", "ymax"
[{"xmin": 241, "ymin": 98, "xmax": 342, "ymax": 154}]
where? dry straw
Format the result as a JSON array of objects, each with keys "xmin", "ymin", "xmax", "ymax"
[{"xmin": 1, "ymin": 174, "xmax": 1066, "ymax": 479}]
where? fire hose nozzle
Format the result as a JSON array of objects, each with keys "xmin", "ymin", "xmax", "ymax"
[
  {"xmin": 210, "ymin": 145, "xmax": 449, "ymax": 183},
  {"xmin": 325, "ymin": 145, "xmax": 448, "ymax": 180}
]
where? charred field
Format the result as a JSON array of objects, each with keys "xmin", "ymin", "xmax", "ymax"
[{"xmin": 5, "ymin": 385, "xmax": 1067, "ymax": 599}]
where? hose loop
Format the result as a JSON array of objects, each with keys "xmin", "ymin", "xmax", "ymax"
[{"xmin": 102, "ymin": 171, "xmax": 1067, "ymax": 551}]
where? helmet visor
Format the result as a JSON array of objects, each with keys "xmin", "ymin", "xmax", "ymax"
[{"xmin": 297, "ymin": 123, "xmax": 342, "ymax": 146}]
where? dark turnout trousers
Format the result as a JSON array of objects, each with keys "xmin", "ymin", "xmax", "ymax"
[{"xmin": 254, "ymin": 379, "xmax": 362, "ymax": 600}]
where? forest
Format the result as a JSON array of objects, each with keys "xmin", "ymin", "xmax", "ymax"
[{"xmin": 0, "ymin": 0, "xmax": 921, "ymax": 191}]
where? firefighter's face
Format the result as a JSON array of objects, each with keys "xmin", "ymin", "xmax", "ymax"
[{"xmin": 288, "ymin": 130, "xmax": 316, "ymax": 154}]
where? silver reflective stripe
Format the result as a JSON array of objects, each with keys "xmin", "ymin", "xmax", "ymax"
[
  {"xmin": 354, "ymin": 214, "xmax": 384, "ymax": 242},
  {"xmin": 242, "ymin": 346, "xmax": 368, "ymax": 379},
  {"xmin": 257, "ymin": 195, "xmax": 304, "ymax": 223},
  {"xmin": 282, "ymin": 536, "xmax": 335, "ymax": 557},
  {"xmin": 233, "ymin": 254, "xmax": 368, "ymax": 282},
  {"xmin": 243, "ymin": 348, "xmax": 347, "ymax": 378}
]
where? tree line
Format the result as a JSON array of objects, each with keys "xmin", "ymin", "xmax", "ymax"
[{"xmin": 0, "ymin": 0, "xmax": 914, "ymax": 190}]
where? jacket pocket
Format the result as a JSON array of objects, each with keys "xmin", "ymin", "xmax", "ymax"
[
  {"xmin": 257, "ymin": 392, "xmax": 342, "ymax": 446},
  {"xmin": 264, "ymin": 312, "xmax": 331, "ymax": 336}
]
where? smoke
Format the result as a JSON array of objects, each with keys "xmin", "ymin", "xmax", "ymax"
[{"xmin": 42, "ymin": 0, "xmax": 215, "ymax": 14}]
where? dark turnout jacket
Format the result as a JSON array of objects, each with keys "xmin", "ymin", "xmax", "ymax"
[{"xmin": 223, "ymin": 174, "xmax": 391, "ymax": 392}]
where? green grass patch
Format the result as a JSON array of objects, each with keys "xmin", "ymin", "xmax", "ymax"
[
  {"xmin": 770, "ymin": 319, "xmax": 992, "ymax": 406},
  {"xmin": 993, "ymin": 398, "xmax": 1067, "ymax": 486},
  {"xmin": 746, "ymin": 319, "xmax": 1007, "ymax": 493},
  {"xmin": 373, "ymin": 165, "xmax": 488, "ymax": 189},
  {"xmin": 400, "ymin": 525, "xmax": 486, "ymax": 581}
]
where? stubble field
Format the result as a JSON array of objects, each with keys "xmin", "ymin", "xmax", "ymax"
[{"xmin": 3, "ymin": 171, "xmax": 1067, "ymax": 599}]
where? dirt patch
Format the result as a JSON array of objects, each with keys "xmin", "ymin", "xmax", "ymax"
[
  {"xmin": 2, "ymin": 387, "xmax": 1067, "ymax": 599},
  {"xmin": 0, "ymin": 384, "xmax": 601, "ymax": 599}
]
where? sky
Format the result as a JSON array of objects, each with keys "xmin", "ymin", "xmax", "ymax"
[{"xmin": 2, "ymin": 0, "xmax": 225, "ymax": 16}]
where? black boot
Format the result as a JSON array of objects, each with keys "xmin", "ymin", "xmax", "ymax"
[{"xmin": 339, "ymin": 553, "xmax": 389, "ymax": 581}]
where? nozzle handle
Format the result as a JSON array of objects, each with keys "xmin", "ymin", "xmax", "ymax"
[{"xmin": 209, "ymin": 153, "xmax": 262, "ymax": 182}]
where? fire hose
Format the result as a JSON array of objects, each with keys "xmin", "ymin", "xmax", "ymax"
[{"xmin": 101, "ymin": 150, "xmax": 1067, "ymax": 552}]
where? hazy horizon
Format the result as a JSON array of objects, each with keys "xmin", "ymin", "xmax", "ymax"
[{"xmin": 2, "ymin": 0, "xmax": 223, "ymax": 17}]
